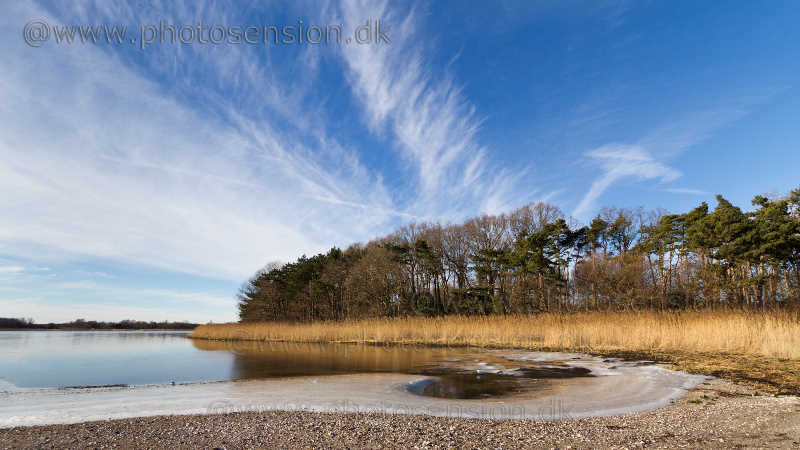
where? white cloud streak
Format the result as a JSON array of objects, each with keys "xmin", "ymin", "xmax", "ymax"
[
  {"xmin": 0, "ymin": 1, "xmax": 402, "ymax": 281},
  {"xmin": 334, "ymin": 0, "xmax": 526, "ymax": 218},
  {"xmin": 573, "ymin": 144, "xmax": 681, "ymax": 218},
  {"xmin": 572, "ymin": 97, "xmax": 759, "ymax": 220}
]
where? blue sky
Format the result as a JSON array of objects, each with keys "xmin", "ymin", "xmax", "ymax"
[{"xmin": 1, "ymin": 0, "xmax": 798, "ymax": 323}]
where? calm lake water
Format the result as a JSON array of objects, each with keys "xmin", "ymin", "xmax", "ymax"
[
  {"xmin": 1, "ymin": 330, "xmax": 223, "ymax": 388},
  {"xmin": 0, "ymin": 330, "xmax": 592, "ymax": 398}
]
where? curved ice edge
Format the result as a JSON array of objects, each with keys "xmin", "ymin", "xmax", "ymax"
[
  {"xmin": 0, "ymin": 362, "xmax": 712, "ymax": 427},
  {"xmin": 398, "ymin": 365, "xmax": 709, "ymax": 418},
  {"xmin": 557, "ymin": 367, "xmax": 710, "ymax": 420}
]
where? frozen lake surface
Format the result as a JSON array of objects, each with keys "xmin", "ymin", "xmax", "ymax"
[{"xmin": 0, "ymin": 331, "xmax": 707, "ymax": 427}]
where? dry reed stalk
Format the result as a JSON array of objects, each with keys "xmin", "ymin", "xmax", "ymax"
[{"xmin": 189, "ymin": 311, "xmax": 800, "ymax": 360}]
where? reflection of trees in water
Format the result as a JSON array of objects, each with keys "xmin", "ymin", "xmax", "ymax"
[
  {"xmin": 189, "ymin": 340, "xmax": 598, "ymax": 399},
  {"xmin": 421, "ymin": 373, "xmax": 526, "ymax": 399},
  {"xmin": 190, "ymin": 340, "xmax": 453, "ymax": 379},
  {"xmin": 415, "ymin": 367, "xmax": 593, "ymax": 399}
]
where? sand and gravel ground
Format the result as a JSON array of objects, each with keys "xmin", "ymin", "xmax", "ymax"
[{"xmin": 1, "ymin": 379, "xmax": 798, "ymax": 449}]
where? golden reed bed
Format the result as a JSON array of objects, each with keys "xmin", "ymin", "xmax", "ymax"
[
  {"xmin": 190, "ymin": 311, "xmax": 800, "ymax": 360},
  {"xmin": 190, "ymin": 311, "xmax": 800, "ymax": 394}
]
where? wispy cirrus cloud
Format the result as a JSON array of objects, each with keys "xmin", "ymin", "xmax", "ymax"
[
  {"xmin": 572, "ymin": 97, "xmax": 762, "ymax": 219},
  {"xmin": 334, "ymin": 0, "xmax": 528, "ymax": 217},
  {"xmin": 0, "ymin": 0, "xmax": 402, "ymax": 283},
  {"xmin": 573, "ymin": 144, "xmax": 681, "ymax": 218}
]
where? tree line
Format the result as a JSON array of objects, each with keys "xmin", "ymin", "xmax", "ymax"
[
  {"xmin": 0, "ymin": 317, "xmax": 199, "ymax": 330},
  {"xmin": 238, "ymin": 187, "xmax": 800, "ymax": 322}
]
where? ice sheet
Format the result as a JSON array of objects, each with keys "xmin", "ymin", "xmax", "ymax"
[{"xmin": 0, "ymin": 352, "xmax": 708, "ymax": 427}]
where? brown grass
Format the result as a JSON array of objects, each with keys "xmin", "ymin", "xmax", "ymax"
[{"xmin": 189, "ymin": 311, "xmax": 800, "ymax": 394}]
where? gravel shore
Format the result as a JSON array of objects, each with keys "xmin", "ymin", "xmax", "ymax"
[{"xmin": 2, "ymin": 379, "xmax": 798, "ymax": 449}]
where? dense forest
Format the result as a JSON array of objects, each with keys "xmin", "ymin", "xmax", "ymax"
[
  {"xmin": 0, "ymin": 317, "xmax": 199, "ymax": 330},
  {"xmin": 238, "ymin": 188, "xmax": 800, "ymax": 322}
]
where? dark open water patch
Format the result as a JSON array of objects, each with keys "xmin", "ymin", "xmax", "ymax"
[
  {"xmin": 516, "ymin": 366, "xmax": 592, "ymax": 378},
  {"xmin": 408, "ymin": 366, "xmax": 594, "ymax": 399}
]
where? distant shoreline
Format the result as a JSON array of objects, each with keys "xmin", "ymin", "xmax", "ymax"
[
  {"xmin": 0, "ymin": 318, "xmax": 199, "ymax": 331},
  {"xmin": 0, "ymin": 328, "xmax": 193, "ymax": 331}
]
